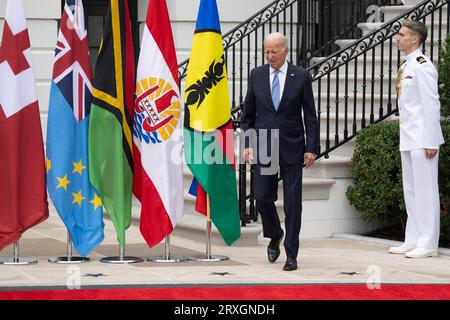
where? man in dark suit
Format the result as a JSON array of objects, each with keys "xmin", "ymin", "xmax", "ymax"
[{"xmin": 240, "ymin": 32, "xmax": 318, "ymax": 271}]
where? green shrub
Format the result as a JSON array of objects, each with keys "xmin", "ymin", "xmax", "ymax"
[
  {"xmin": 346, "ymin": 121, "xmax": 404, "ymax": 226},
  {"xmin": 346, "ymin": 120, "xmax": 450, "ymax": 239},
  {"xmin": 438, "ymin": 35, "xmax": 450, "ymax": 118},
  {"xmin": 440, "ymin": 119, "xmax": 450, "ymax": 241}
]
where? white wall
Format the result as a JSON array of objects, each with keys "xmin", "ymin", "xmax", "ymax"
[{"xmin": 0, "ymin": 0, "xmax": 60, "ymax": 143}]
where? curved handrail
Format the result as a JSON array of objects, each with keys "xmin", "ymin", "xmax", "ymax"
[{"xmin": 309, "ymin": 0, "xmax": 447, "ymax": 79}]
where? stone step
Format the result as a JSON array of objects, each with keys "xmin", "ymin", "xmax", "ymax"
[
  {"xmin": 179, "ymin": 174, "xmax": 347, "ymax": 239},
  {"xmin": 316, "ymin": 92, "xmax": 393, "ymax": 106},
  {"xmin": 316, "ymin": 97, "xmax": 397, "ymax": 127},
  {"xmin": 131, "ymin": 173, "xmax": 337, "ymax": 247},
  {"xmin": 318, "ymin": 113, "xmax": 399, "ymax": 157},
  {"xmin": 401, "ymin": 0, "xmax": 426, "ymax": 5},
  {"xmin": 335, "ymin": 37, "xmax": 445, "ymax": 60},
  {"xmin": 319, "ymin": 133, "xmax": 356, "ymax": 157},
  {"xmin": 357, "ymin": 22, "xmax": 385, "ymax": 36},
  {"xmin": 313, "ymin": 73, "xmax": 397, "ymax": 95},
  {"xmin": 179, "ymin": 177, "xmax": 375, "ymax": 240},
  {"xmin": 357, "ymin": 20, "xmax": 448, "ymax": 37},
  {"xmin": 382, "ymin": 5, "xmax": 448, "ymax": 22},
  {"xmin": 316, "ymin": 95, "xmax": 395, "ymax": 118},
  {"xmin": 319, "ymin": 112, "xmax": 379, "ymax": 140},
  {"xmin": 303, "ymin": 155, "xmax": 352, "ymax": 179},
  {"xmin": 335, "ymin": 36, "xmax": 446, "ymax": 49},
  {"xmin": 172, "ymin": 211, "xmax": 263, "ymax": 247},
  {"xmin": 318, "ymin": 111, "xmax": 392, "ymax": 148},
  {"xmin": 311, "ymin": 55, "xmax": 404, "ymax": 75},
  {"xmin": 182, "ymin": 164, "xmax": 337, "ymax": 202},
  {"xmin": 121, "ymin": 173, "xmax": 375, "ymax": 243}
]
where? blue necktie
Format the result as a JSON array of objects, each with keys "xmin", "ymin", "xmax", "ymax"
[{"xmin": 272, "ymin": 70, "xmax": 280, "ymax": 110}]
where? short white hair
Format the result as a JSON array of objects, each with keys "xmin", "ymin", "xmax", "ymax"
[{"xmin": 264, "ymin": 32, "xmax": 288, "ymax": 49}]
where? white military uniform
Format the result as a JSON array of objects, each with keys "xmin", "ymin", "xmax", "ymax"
[{"xmin": 397, "ymin": 48, "xmax": 445, "ymax": 250}]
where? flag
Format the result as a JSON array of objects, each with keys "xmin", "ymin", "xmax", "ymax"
[
  {"xmin": 46, "ymin": 0, "xmax": 104, "ymax": 256},
  {"xmin": 133, "ymin": 0, "xmax": 184, "ymax": 248},
  {"xmin": 88, "ymin": 0, "xmax": 135, "ymax": 247},
  {"xmin": 184, "ymin": 0, "xmax": 240, "ymax": 246},
  {"xmin": 0, "ymin": 0, "xmax": 48, "ymax": 250}
]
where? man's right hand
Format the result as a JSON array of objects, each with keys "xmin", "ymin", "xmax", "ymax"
[{"xmin": 243, "ymin": 148, "xmax": 254, "ymax": 164}]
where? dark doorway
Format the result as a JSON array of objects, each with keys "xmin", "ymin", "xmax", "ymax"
[{"xmin": 60, "ymin": 0, "xmax": 139, "ymax": 69}]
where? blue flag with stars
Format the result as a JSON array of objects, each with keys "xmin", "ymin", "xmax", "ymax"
[{"xmin": 46, "ymin": 0, "xmax": 104, "ymax": 256}]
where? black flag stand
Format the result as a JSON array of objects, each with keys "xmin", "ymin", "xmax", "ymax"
[
  {"xmin": 0, "ymin": 241, "xmax": 37, "ymax": 265},
  {"xmin": 48, "ymin": 233, "xmax": 90, "ymax": 264}
]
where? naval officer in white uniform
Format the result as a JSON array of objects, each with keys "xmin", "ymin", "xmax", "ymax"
[{"xmin": 389, "ymin": 20, "xmax": 445, "ymax": 258}]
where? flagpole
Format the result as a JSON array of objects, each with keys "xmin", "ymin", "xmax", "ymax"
[
  {"xmin": 48, "ymin": 233, "xmax": 90, "ymax": 264},
  {"xmin": 206, "ymin": 194, "xmax": 212, "ymax": 259},
  {"xmin": 100, "ymin": 243, "xmax": 143, "ymax": 264},
  {"xmin": 0, "ymin": 241, "xmax": 37, "ymax": 265},
  {"xmin": 165, "ymin": 236, "xmax": 170, "ymax": 260},
  {"xmin": 191, "ymin": 194, "xmax": 229, "ymax": 262},
  {"xmin": 147, "ymin": 236, "xmax": 190, "ymax": 263}
]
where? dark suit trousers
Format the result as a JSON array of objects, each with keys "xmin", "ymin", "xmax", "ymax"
[{"xmin": 256, "ymin": 164, "xmax": 303, "ymax": 260}]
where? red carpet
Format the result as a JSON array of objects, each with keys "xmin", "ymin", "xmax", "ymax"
[{"xmin": 1, "ymin": 284, "xmax": 450, "ymax": 300}]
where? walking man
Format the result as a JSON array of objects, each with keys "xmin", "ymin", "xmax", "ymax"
[{"xmin": 241, "ymin": 32, "xmax": 318, "ymax": 270}]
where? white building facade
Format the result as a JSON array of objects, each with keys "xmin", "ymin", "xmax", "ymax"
[{"xmin": 1, "ymin": 0, "xmax": 382, "ymax": 244}]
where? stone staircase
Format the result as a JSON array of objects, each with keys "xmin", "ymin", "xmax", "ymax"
[
  {"xmin": 155, "ymin": 0, "xmax": 449, "ymax": 247},
  {"xmin": 133, "ymin": 132, "xmax": 367, "ymax": 247},
  {"xmin": 286, "ymin": 0, "xmax": 448, "ymax": 243},
  {"xmin": 131, "ymin": 149, "xmax": 364, "ymax": 247}
]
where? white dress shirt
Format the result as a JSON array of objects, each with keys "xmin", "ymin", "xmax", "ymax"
[
  {"xmin": 270, "ymin": 60, "xmax": 288, "ymax": 101},
  {"xmin": 398, "ymin": 48, "xmax": 444, "ymax": 151}
]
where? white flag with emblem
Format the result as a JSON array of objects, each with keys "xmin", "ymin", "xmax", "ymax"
[{"xmin": 132, "ymin": 0, "xmax": 184, "ymax": 248}]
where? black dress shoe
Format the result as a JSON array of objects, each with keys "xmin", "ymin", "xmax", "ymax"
[
  {"xmin": 267, "ymin": 229, "xmax": 284, "ymax": 263},
  {"xmin": 283, "ymin": 256, "xmax": 297, "ymax": 271}
]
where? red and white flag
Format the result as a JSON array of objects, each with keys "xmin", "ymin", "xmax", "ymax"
[
  {"xmin": 0, "ymin": 0, "xmax": 48, "ymax": 250},
  {"xmin": 132, "ymin": 0, "xmax": 184, "ymax": 247}
]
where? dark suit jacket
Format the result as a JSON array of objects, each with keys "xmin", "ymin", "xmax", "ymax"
[{"xmin": 240, "ymin": 63, "xmax": 319, "ymax": 166}]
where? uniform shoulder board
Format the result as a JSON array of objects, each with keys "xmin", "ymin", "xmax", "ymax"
[{"xmin": 416, "ymin": 56, "xmax": 427, "ymax": 64}]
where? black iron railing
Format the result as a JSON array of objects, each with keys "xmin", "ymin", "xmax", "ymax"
[
  {"xmin": 312, "ymin": 0, "xmax": 449, "ymax": 158},
  {"xmin": 179, "ymin": 0, "xmax": 404, "ymax": 129},
  {"xmin": 178, "ymin": 1, "xmax": 401, "ymax": 81},
  {"xmin": 301, "ymin": 0, "xmax": 402, "ymax": 65},
  {"xmin": 178, "ymin": 0, "xmax": 449, "ymax": 226}
]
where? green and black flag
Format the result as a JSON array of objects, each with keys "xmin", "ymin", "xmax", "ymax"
[{"xmin": 88, "ymin": 0, "xmax": 135, "ymax": 247}]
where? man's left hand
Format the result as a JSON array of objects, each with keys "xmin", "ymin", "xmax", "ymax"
[
  {"xmin": 304, "ymin": 152, "xmax": 316, "ymax": 168},
  {"xmin": 424, "ymin": 148, "xmax": 438, "ymax": 159}
]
